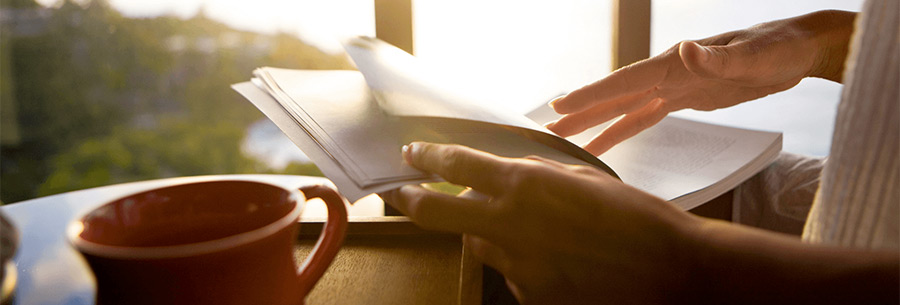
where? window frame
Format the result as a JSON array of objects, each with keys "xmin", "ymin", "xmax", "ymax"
[{"xmin": 373, "ymin": 0, "xmax": 651, "ymax": 68}]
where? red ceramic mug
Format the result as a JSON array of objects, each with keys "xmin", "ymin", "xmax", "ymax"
[{"xmin": 67, "ymin": 180, "xmax": 348, "ymax": 305}]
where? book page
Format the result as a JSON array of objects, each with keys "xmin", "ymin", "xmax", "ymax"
[
  {"xmin": 342, "ymin": 37, "xmax": 615, "ymax": 177},
  {"xmin": 599, "ymin": 119, "xmax": 758, "ymax": 199},
  {"xmin": 239, "ymin": 69, "xmax": 608, "ymax": 200},
  {"xmin": 255, "ymin": 69, "xmax": 426, "ymax": 185},
  {"xmin": 235, "ymin": 81, "xmax": 443, "ymax": 201},
  {"xmin": 528, "ymin": 105, "xmax": 781, "ymax": 209},
  {"xmin": 343, "ymin": 37, "xmax": 546, "ymax": 133}
]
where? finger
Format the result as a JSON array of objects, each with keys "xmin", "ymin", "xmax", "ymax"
[
  {"xmin": 458, "ymin": 188, "xmax": 492, "ymax": 202},
  {"xmin": 680, "ymin": 40, "xmax": 752, "ymax": 81},
  {"xmin": 390, "ymin": 184, "xmax": 497, "ymax": 236},
  {"xmin": 550, "ymin": 55, "xmax": 672, "ymax": 114},
  {"xmin": 403, "ymin": 142, "xmax": 508, "ymax": 195},
  {"xmin": 377, "ymin": 191, "xmax": 395, "ymax": 205},
  {"xmin": 464, "ymin": 234, "xmax": 513, "ymax": 275},
  {"xmin": 546, "ymin": 91, "xmax": 657, "ymax": 137},
  {"xmin": 505, "ymin": 278, "xmax": 526, "ymax": 303},
  {"xmin": 521, "ymin": 155, "xmax": 568, "ymax": 169},
  {"xmin": 669, "ymin": 85, "xmax": 771, "ymax": 111},
  {"xmin": 583, "ymin": 99, "xmax": 669, "ymax": 155}
]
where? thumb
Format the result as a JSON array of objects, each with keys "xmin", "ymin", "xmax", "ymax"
[{"xmin": 679, "ymin": 41, "xmax": 743, "ymax": 80}]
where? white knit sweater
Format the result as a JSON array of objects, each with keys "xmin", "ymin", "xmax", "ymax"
[{"xmin": 802, "ymin": 0, "xmax": 899, "ymax": 250}]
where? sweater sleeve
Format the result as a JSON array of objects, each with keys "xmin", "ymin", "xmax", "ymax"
[{"xmin": 733, "ymin": 152, "xmax": 824, "ymax": 235}]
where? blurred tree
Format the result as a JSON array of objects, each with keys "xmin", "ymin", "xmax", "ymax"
[
  {"xmin": 37, "ymin": 121, "xmax": 259, "ymax": 196},
  {"xmin": 1, "ymin": 0, "xmax": 354, "ymax": 203},
  {"xmin": 281, "ymin": 162, "xmax": 324, "ymax": 177}
]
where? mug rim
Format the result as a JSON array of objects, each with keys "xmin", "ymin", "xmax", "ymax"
[{"xmin": 67, "ymin": 180, "xmax": 304, "ymax": 259}]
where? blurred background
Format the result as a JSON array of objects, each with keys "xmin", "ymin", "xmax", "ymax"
[{"xmin": 0, "ymin": 0, "xmax": 863, "ymax": 203}]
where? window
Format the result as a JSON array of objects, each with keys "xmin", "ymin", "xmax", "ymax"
[
  {"xmin": 414, "ymin": 0, "xmax": 613, "ymax": 114},
  {"xmin": 2, "ymin": 0, "xmax": 862, "ymax": 203},
  {"xmin": 652, "ymin": 0, "xmax": 865, "ymax": 156},
  {"xmin": 0, "ymin": 0, "xmax": 373, "ymax": 202}
]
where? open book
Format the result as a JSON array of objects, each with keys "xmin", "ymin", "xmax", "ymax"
[{"xmin": 233, "ymin": 36, "xmax": 781, "ymax": 210}]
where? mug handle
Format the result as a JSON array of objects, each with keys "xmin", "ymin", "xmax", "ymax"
[{"xmin": 296, "ymin": 184, "xmax": 349, "ymax": 297}]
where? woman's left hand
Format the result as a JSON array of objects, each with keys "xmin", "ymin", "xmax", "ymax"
[{"xmin": 382, "ymin": 142, "xmax": 700, "ymax": 304}]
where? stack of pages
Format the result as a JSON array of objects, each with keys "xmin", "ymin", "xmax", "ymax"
[{"xmin": 233, "ymin": 36, "xmax": 781, "ymax": 210}]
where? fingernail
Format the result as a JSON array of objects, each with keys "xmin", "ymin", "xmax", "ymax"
[
  {"xmin": 548, "ymin": 96, "xmax": 565, "ymax": 107},
  {"xmin": 543, "ymin": 119, "xmax": 559, "ymax": 130},
  {"xmin": 402, "ymin": 142, "xmax": 420, "ymax": 165},
  {"xmin": 401, "ymin": 144, "xmax": 412, "ymax": 164}
]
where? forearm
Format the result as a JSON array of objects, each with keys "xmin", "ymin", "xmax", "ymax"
[
  {"xmin": 802, "ymin": 10, "xmax": 857, "ymax": 82},
  {"xmin": 679, "ymin": 219, "xmax": 898, "ymax": 303}
]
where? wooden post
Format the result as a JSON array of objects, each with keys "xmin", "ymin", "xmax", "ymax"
[
  {"xmin": 374, "ymin": 0, "xmax": 414, "ymax": 215},
  {"xmin": 374, "ymin": 0, "xmax": 414, "ymax": 55},
  {"xmin": 612, "ymin": 0, "xmax": 651, "ymax": 69}
]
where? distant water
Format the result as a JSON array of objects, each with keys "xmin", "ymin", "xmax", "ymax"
[{"xmin": 242, "ymin": 119, "xmax": 310, "ymax": 170}]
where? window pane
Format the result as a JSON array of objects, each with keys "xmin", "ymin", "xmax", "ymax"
[
  {"xmin": 1, "ymin": 0, "xmax": 373, "ymax": 202},
  {"xmin": 414, "ymin": 0, "xmax": 613, "ymax": 114},
  {"xmin": 651, "ymin": 0, "xmax": 865, "ymax": 156}
]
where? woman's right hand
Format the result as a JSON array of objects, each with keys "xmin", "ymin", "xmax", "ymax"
[{"xmin": 547, "ymin": 10, "xmax": 856, "ymax": 156}]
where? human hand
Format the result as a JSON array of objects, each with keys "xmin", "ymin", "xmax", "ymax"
[
  {"xmin": 382, "ymin": 142, "xmax": 701, "ymax": 304},
  {"xmin": 547, "ymin": 10, "xmax": 855, "ymax": 155}
]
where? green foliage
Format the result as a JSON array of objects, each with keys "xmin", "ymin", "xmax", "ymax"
[
  {"xmin": 37, "ymin": 120, "xmax": 266, "ymax": 196},
  {"xmin": 1, "ymin": 0, "xmax": 353, "ymax": 203},
  {"xmin": 0, "ymin": 0, "xmax": 39, "ymax": 8},
  {"xmin": 281, "ymin": 162, "xmax": 325, "ymax": 177}
]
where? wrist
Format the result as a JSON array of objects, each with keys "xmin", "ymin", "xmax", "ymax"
[
  {"xmin": 652, "ymin": 210, "xmax": 719, "ymax": 304},
  {"xmin": 668, "ymin": 216, "xmax": 725, "ymax": 303},
  {"xmin": 803, "ymin": 10, "xmax": 857, "ymax": 82},
  {"xmin": 669, "ymin": 214, "xmax": 900, "ymax": 303}
]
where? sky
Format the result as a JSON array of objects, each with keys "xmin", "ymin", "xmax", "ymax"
[{"xmin": 36, "ymin": 0, "xmax": 866, "ymax": 156}]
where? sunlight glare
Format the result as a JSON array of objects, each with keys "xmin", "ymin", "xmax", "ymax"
[{"xmin": 414, "ymin": 0, "xmax": 613, "ymax": 114}]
